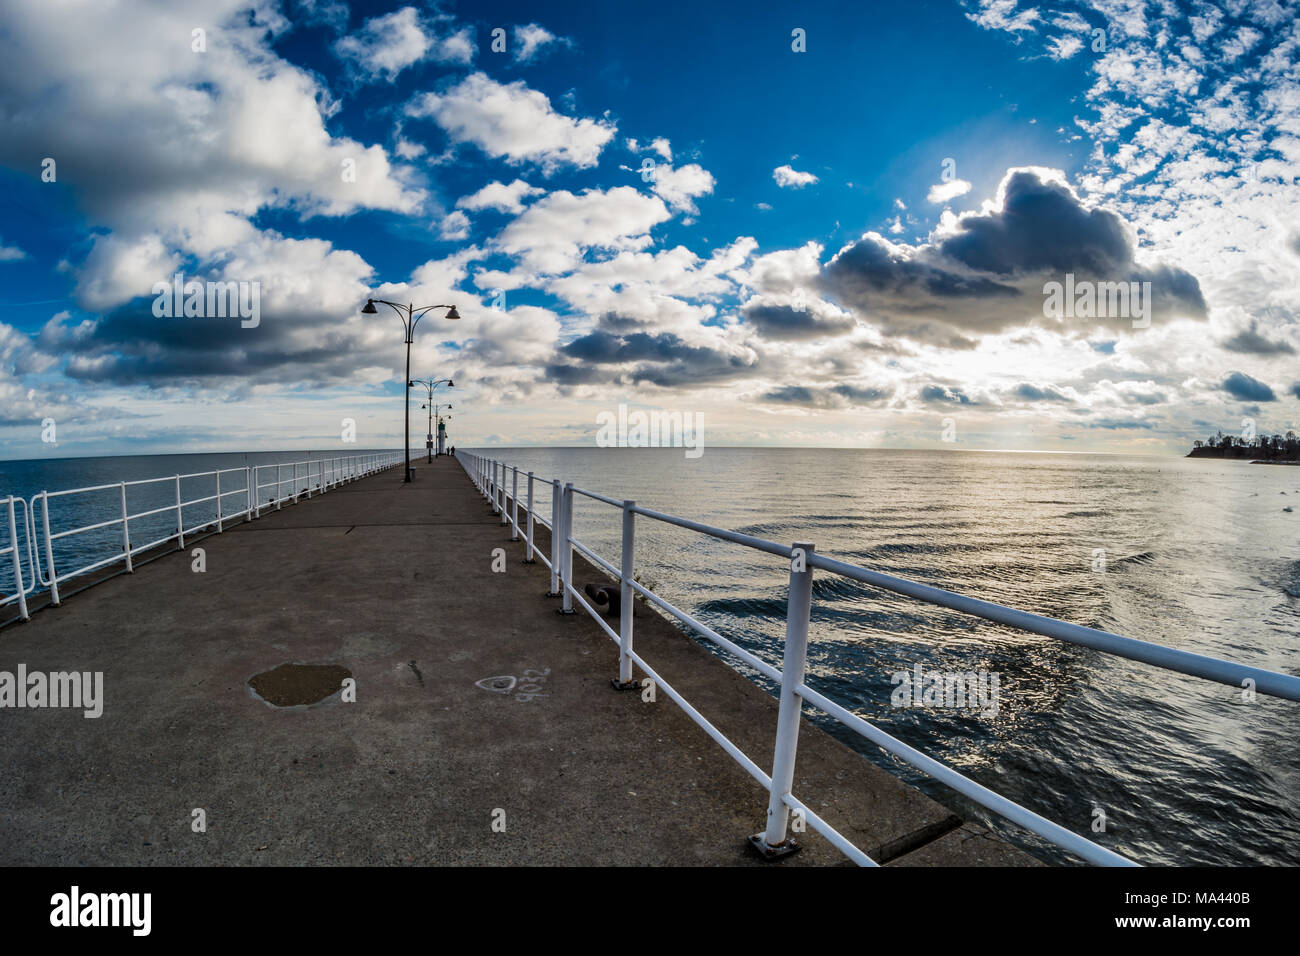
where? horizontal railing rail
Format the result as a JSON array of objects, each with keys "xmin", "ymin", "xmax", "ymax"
[
  {"xmin": 458, "ymin": 450, "xmax": 1300, "ymax": 868},
  {"xmin": 2, "ymin": 452, "xmax": 406, "ymax": 619}
]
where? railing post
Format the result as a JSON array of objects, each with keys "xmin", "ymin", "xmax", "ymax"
[
  {"xmin": 501, "ymin": 464, "xmax": 510, "ymax": 527},
  {"xmin": 491, "ymin": 462, "xmax": 500, "ymax": 513},
  {"xmin": 216, "ymin": 470, "xmax": 223, "ymax": 532},
  {"xmin": 559, "ymin": 482, "xmax": 575, "ymax": 614},
  {"xmin": 511, "ymin": 467, "xmax": 519, "ymax": 540},
  {"xmin": 8, "ymin": 498, "xmax": 29, "ymax": 620},
  {"xmin": 524, "ymin": 472, "xmax": 536, "ymax": 563},
  {"xmin": 751, "ymin": 541, "xmax": 815, "ymax": 859},
  {"xmin": 120, "ymin": 482, "xmax": 133, "ymax": 573},
  {"xmin": 248, "ymin": 466, "xmax": 257, "ymax": 520},
  {"xmin": 546, "ymin": 479, "xmax": 561, "ymax": 597},
  {"xmin": 613, "ymin": 500, "xmax": 637, "ymax": 688},
  {"xmin": 41, "ymin": 492, "xmax": 59, "ymax": 606},
  {"xmin": 175, "ymin": 475, "xmax": 185, "ymax": 549},
  {"xmin": 276, "ymin": 465, "xmax": 282, "ymax": 509}
]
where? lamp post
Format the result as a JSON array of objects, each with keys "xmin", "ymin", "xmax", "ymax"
[
  {"xmin": 412, "ymin": 378, "xmax": 454, "ymax": 461},
  {"xmin": 362, "ymin": 299, "xmax": 459, "ymax": 482}
]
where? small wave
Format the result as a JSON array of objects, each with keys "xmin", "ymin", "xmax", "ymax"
[
  {"xmin": 1111, "ymin": 550, "xmax": 1157, "ymax": 567},
  {"xmin": 1283, "ymin": 560, "xmax": 1300, "ymax": 598}
]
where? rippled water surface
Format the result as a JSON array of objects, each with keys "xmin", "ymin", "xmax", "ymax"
[{"xmin": 474, "ymin": 447, "xmax": 1300, "ymax": 866}]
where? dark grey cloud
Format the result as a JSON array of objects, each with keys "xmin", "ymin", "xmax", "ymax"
[
  {"xmin": 1221, "ymin": 322, "xmax": 1295, "ymax": 355},
  {"xmin": 763, "ymin": 383, "xmax": 889, "ymax": 408},
  {"xmin": 740, "ymin": 303, "xmax": 855, "ymax": 340},
  {"xmin": 561, "ymin": 330, "xmax": 729, "ymax": 366},
  {"xmin": 818, "ymin": 169, "xmax": 1206, "ymax": 346},
  {"xmin": 941, "ymin": 170, "xmax": 1129, "ymax": 276},
  {"xmin": 1290, "ymin": 382, "xmax": 1300, "ymax": 400},
  {"xmin": 919, "ymin": 384, "xmax": 976, "ymax": 405},
  {"xmin": 1081, "ymin": 417, "xmax": 1156, "ymax": 430},
  {"xmin": 53, "ymin": 297, "xmax": 377, "ymax": 387},
  {"xmin": 822, "ymin": 237, "xmax": 1019, "ymax": 303},
  {"xmin": 547, "ymin": 329, "xmax": 757, "ymax": 389},
  {"xmin": 1013, "ymin": 383, "xmax": 1070, "ymax": 402},
  {"xmin": 1222, "ymin": 371, "xmax": 1277, "ymax": 402}
]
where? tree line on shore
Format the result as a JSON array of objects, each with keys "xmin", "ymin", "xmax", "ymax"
[{"xmin": 1188, "ymin": 430, "xmax": 1300, "ymax": 460}]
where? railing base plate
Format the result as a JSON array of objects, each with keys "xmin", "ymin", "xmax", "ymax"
[
  {"xmin": 747, "ymin": 835, "xmax": 800, "ymax": 861},
  {"xmin": 555, "ymin": 608, "xmax": 577, "ymax": 615},
  {"xmin": 609, "ymin": 679, "xmax": 639, "ymax": 691}
]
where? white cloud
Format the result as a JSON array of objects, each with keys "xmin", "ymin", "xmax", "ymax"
[
  {"xmin": 435, "ymin": 26, "xmax": 476, "ymax": 66},
  {"xmin": 394, "ymin": 138, "xmax": 425, "ymax": 159},
  {"xmin": 439, "ymin": 210, "xmax": 471, "ymax": 241},
  {"xmin": 407, "ymin": 72, "xmax": 615, "ymax": 173},
  {"xmin": 650, "ymin": 137, "xmax": 673, "ymax": 162},
  {"xmin": 650, "ymin": 163, "xmax": 716, "ymax": 214},
  {"xmin": 1046, "ymin": 34, "xmax": 1083, "ymax": 60},
  {"xmin": 0, "ymin": 0, "xmax": 424, "ymax": 313},
  {"xmin": 335, "ymin": 7, "xmax": 432, "ymax": 80},
  {"xmin": 0, "ymin": 239, "xmax": 27, "ymax": 261},
  {"xmin": 773, "ymin": 164, "xmax": 819, "ymax": 188},
  {"xmin": 927, "ymin": 178, "xmax": 973, "ymax": 204},
  {"xmin": 496, "ymin": 186, "xmax": 670, "ymax": 274},
  {"xmin": 514, "ymin": 23, "xmax": 565, "ymax": 63},
  {"xmin": 965, "ymin": 0, "xmax": 1039, "ymax": 34},
  {"xmin": 456, "ymin": 179, "xmax": 545, "ymax": 214}
]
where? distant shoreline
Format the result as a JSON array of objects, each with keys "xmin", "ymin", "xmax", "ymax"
[{"xmin": 1187, "ymin": 445, "xmax": 1299, "ymax": 464}]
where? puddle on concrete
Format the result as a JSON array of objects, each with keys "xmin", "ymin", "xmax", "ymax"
[{"xmin": 248, "ymin": 663, "xmax": 352, "ymax": 707}]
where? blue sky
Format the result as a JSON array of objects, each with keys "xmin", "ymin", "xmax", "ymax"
[{"xmin": 0, "ymin": 0, "xmax": 1298, "ymax": 458}]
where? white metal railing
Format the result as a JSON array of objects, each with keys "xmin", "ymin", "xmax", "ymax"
[
  {"xmin": 458, "ymin": 451, "xmax": 1300, "ymax": 868},
  {"xmin": 1, "ymin": 452, "xmax": 406, "ymax": 618}
]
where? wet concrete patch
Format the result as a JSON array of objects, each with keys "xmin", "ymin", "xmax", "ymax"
[{"xmin": 248, "ymin": 662, "xmax": 352, "ymax": 707}]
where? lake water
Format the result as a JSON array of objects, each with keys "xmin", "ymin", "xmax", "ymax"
[{"xmin": 3, "ymin": 446, "xmax": 1298, "ymax": 865}]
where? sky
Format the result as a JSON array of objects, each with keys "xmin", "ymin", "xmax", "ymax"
[{"xmin": 0, "ymin": 0, "xmax": 1297, "ymax": 459}]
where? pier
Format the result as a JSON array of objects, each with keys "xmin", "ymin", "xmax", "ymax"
[{"xmin": 0, "ymin": 455, "xmax": 1036, "ymax": 866}]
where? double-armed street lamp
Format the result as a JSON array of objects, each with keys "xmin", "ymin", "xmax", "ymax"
[{"xmin": 361, "ymin": 298, "xmax": 459, "ymax": 482}]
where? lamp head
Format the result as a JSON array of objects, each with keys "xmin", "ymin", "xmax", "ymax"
[
  {"xmin": 448, "ymin": 379, "xmax": 454, "ymax": 387},
  {"xmin": 361, "ymin": 299, "xmax": 378, "ymax": 314},
  {"xmin": 445, "ymin": 305, "xmax": 460, "ymax": 320}
]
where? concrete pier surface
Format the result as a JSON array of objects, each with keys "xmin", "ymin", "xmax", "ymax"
[{"xmin": 0, "ymin": 456, "xmax": 1040, "ymax": 866}]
